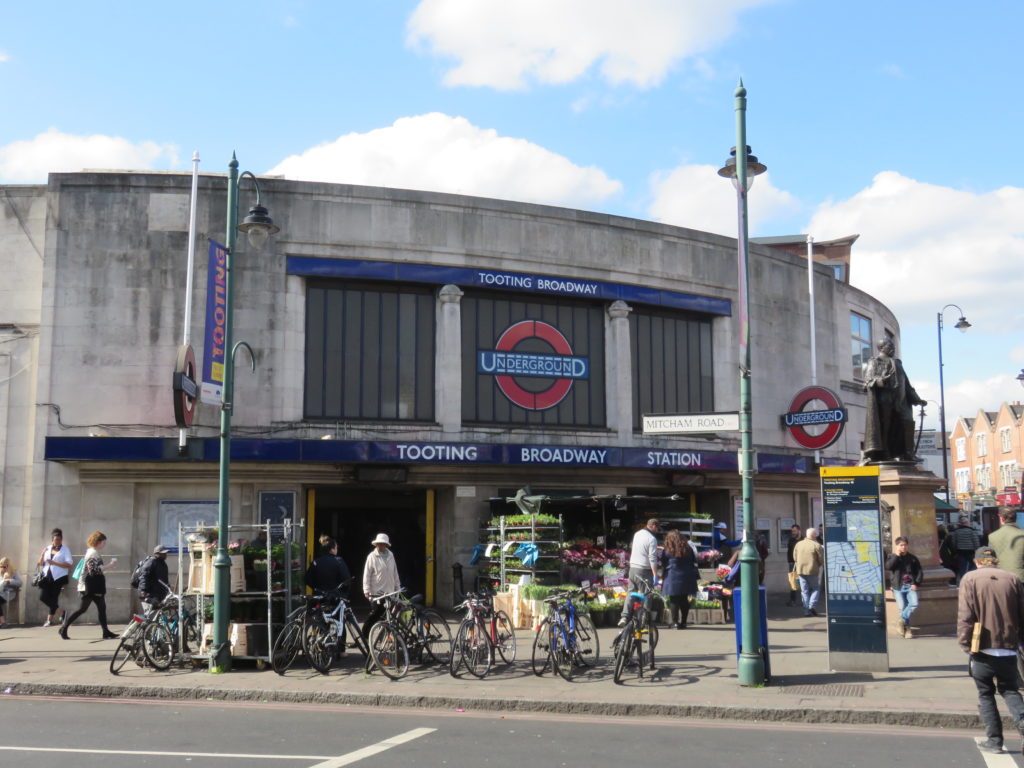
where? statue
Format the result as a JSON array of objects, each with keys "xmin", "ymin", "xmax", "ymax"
[{"xmin": 860, "ymin": 338, "xmax": 926, "ymax": 464}]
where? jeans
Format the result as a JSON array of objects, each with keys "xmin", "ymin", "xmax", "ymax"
[
  {"xmin": 957, "ymin": 552, "xmax": 977, "ymax": 585},
  {"xmin": 970, "ymin": 653, "xmax": 1024, "ymax": 744},
  {"xmin": 798, "ymin": 574, "xmax": 820, "ymax": 612},
  {"xmin": 893, "ymin": 585, "xmax": 919, "ymax": 621}
]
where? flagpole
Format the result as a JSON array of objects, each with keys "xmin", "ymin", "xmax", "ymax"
[{"xmin": 179, "ymin": 151, "xmax": 200, "ymax": 454}]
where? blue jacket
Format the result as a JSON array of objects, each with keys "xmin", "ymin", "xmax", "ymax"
[{"xmin": 661, "ymin": 551, "xmax": 699, "ymax": 598}]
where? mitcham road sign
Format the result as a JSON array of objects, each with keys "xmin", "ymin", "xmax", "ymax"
[{"xmin": 642, "ymin": 412, "xmax": 740, "ymax": 435}]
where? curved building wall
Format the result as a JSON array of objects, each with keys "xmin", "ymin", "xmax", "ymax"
[{"xmin": 0, "ymin": 171, "xmax": 899, "ymax": 620}]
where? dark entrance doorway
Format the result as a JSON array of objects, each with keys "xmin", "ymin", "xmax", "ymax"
[{"xmin": 310, "ymin": 487, "xmax": 429, "ymax": 606}]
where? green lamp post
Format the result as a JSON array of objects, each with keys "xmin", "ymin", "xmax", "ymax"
[
  {"xmin": 717, "ymin": 80, "xmax": 767, "ymax": 687},
  {"xmin": 210, "ymin": 154, "xmax": 279, "ymax": 674}
]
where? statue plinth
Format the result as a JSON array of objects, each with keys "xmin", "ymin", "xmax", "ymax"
[{"xmin": 878, "ymin": 464, "xmax": 957, "ymax": 637}]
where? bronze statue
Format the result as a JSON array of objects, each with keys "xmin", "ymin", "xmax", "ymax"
[{"xmin": 861, "ymin": 338, "xmax": 926, "ymax": 464}]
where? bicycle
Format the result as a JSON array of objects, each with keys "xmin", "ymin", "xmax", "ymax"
[
  {"xmin": 449, "ymin": 588, "xmax": 516, "ymax": 679},
  {"xmin": 109, "ymin": 613, "xmax": 155, "ymax": 675},
  {"xmin": 303, "ymin": 586, "xmax": 369, "ymax": 675},
  {"xmin": 530, "ymin": 586, "xmax": 600, "ymax": 680},
  {"xmin": 365, "ymin": 589, "xmax": 452, "ymax": 679},
  {"xmin": 271, "ymin": 596, "xmax": 319, "ymax": 675},
  {"xmin": 140, "ymin": 581, "xmax": 200, "ymax": 671},
  {"xmin": 611, "ymin": 577, "xmax": 661, "ymax": 684}
]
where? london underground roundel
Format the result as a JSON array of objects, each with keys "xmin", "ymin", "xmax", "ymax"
[
  {"xmin": 478, "ymin": 320, "xmax": 589, "ymax": 411},
  {"xmin": 783, "ymin": 386, "xmax": 848, "ymax": 450}
]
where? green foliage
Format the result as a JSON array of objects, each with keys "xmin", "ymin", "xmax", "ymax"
[
  {"xmin": 489, "ymin": 513, "xmax": 560, "ymax": 528},
  {"xmin": 521, "ymin": 583, "xmax": 552, "ymax": 601}
]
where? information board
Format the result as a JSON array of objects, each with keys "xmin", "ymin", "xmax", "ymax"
[{"xmin": 820, "ymin": 465, "xmax": 888, "ymax": 672}]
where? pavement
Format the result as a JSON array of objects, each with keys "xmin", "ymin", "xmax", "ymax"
[{"xmin": 0, "ymin": 597, "xmax": 988, "ymax": 730}]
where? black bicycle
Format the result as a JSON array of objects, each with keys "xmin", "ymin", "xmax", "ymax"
[
  {"xmin": 612, "ymin": 577, "xmax": 661, "ymax": 683},
  {"xmin": 366, "ymin": 589, "xmax": 453, "ymax": 680},
  {"xmin": 303, "ymin": 587, "xmax": 369, "ymax": 675}
]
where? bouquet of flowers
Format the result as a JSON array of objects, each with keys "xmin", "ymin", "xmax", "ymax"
[{"xmin": 698, "ymin": 549, "xmax": 722, "ymax": 567}]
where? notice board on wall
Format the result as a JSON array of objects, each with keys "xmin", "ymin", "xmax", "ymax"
[{"xmin": 820, "ymin": 465, "xmax": 889, "ymax": 673}]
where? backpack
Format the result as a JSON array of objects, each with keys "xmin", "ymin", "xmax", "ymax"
[{"xmin": 129, "ymin": 557, "xmax": 148, "ymax": 589}]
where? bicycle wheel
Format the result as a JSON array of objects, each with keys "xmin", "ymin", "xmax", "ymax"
[
  {"xmin": 271, "ymin": 620, "xmax": 303, "ymax": 675},
  {"xmin": 460, "ymin": 619, "xmax": 493, "ymax": 678},
  {"xmin": 303, "ymin": 613, "xmax": 336, "ymax": 675},
  {"xmin": 449, "ymin": 620, "xmax": 468, "ymax": 677},
  {"xmin": 530, "ymin": 617, "xmax": 552, "ymax": 676},
  {"xmin": 182, "ymin": 615, "xmax": 200, "ymax": 649},
  {"xmin": 613, "ymin": 626, "xmax": 634, "ymax": 684},
  {"xmin": 647, "ymin": 619, "xmax": 659, "ymax": 650},
  {"xmin": 368, "ymin": 621, "xmax": 410, "ymax": 680},
  {"xmin": 110, "ymin": 627, "xmax": 139, "ymax": 675},
  {"xmin": 493, "ymin": 610, "xmax": 517, "ymax": 664},
  {"xmin": 551, "ymin": 626, "xmax": 575, "ymax": 682},
  {"xmin": 573, "ymin": 613, "xmax": 600, "ymax": 667},
  {"xmin": 345, "ymin": 613, "xmax": 369, "ymax": 659},
  {"xmin": 142, "ymin": 622, "xmax": 175, "ymax": 671},
  {"xmin": 419, "ymin": 609, "xmax": 452, "ymax": 666}
]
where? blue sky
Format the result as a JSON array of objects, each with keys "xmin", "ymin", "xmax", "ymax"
[{"xmin": 2, "ymin": 0, "xmax": 1021, "ymax": 429}]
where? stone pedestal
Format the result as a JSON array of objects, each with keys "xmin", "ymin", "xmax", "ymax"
[{"xmin": 879, "ymin": 464, "xmax": 957, "ymax": 637}]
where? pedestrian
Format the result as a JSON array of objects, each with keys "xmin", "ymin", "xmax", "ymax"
[
  {"xmin": 660, "ymin": 530, "xmax": 698, "ymax": 629},
  {"xmin": 36, "ymin": 527, "xmax": 73, "ymax": 627},
  {"xmin": 785, "ymin": 524, "xmax": 803, "ymax": 607},
  {"xmin": 60, "ymin": 531, "xmax": 118, "ymax": 640},
  {"xmin": 137, "ymin": 544, "xmax": 171, "ymax": 609},
  {"xmin": 309, "ymin": 535, "xmax": 353, "ymax": 653},
  {"xmin": 885, "ymin": 536, "xmax": 922, "ymax": 638},
  {"xmin": 957, "ymin": 545, "xmax": 1024, "ymax": 754},
  {"xmin": 712, "ymin": 521, "xmax": 741, "ymax": 555},
  {"xmin": 951, "ymin": 515, "xmax": 982, "ymax": 585},
  {"xmin": 618, "ymin": 518, "xmax": 660, "ymax": 628},
  {"xmin": 793, "ymin": 527, "xmax": 824, "ymax": 617},
  {"xmin": 938, "ymin": 524, "xmax": 958, "ymax": 583},
  {"xmin": 361, "ymin": 533, "xmax": 400, "ymax": 639},
  {"xmin": 755, "ymin": 533, "xmax": 769, "ymax": 585},
  {"xmin": 0, "ymin": 558, "xmax": 22, "ymax": 628},
  {"xmin": 987, "ymin": 508, "xmax": 1024, "ymax": 583}
]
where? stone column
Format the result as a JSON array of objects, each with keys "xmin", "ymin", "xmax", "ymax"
[
  {"xmin": 605, "ymin": 300, "xmax": 633, "ymax": 444},
  {"xmin": 880, "ymin": 465, "xmax": 956, "ymax": 636},
  {"xmin": 435, "ymin": 284, "xmax": 463, "ymax": 433}
]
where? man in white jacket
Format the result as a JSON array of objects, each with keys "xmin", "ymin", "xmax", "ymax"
[
  {"xmin": 361, "ymin": 533, "xmax": 400, "ymax": 639},
  {"xmin": 618, "ymin": 518, "xmax": 660, "ymax": 627}
]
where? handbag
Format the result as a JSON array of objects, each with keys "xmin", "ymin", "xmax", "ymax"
[
  {"xmin": 31, "ymin": 568, "xmax": 45, "ymax": 588},
  {"xmin": 787, "ymin": 569, "xmax": 800, "ymax": 591},
  {"xmin": 72, "ymin": 558, "xmax": 85, "ymax": 580}
]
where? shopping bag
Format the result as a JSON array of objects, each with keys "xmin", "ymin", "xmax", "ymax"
[{"xmin": 787, "ymin": 570, "xmax": 800, "ymax": 591}]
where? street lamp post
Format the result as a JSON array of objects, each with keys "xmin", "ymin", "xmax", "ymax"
[
  {"xmin": 936, "ymin": 304, "xmax": 970, "ymax": 505},
  {"xmin": 717, "ymin": 80, "xmax": 767, "ymax": 687},
  {"xmin": 211, "ymin": 154, "xmax": 279, "ymax": 674}
]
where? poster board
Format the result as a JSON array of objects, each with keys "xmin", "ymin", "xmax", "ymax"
[
  {"xmin": 820, "ymin": 466, "xmax": 888, "ymax": 672},
  {"xmin": 157, "ymin": 500, "xmax": 218, "ymax": 551}
]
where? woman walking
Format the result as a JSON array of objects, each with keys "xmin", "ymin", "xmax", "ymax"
[
  {"xmin": 37, "ymin": 528, "xmax": 73, "ymax": 627},
  {"xmin": 60, "ymin": 531, "xmax": 118, "ymax": 639},
  {"xmin": 661, "ymin": 530, "xmax": 698, "ymax": 629}
]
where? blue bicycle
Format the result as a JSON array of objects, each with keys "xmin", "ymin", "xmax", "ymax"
[{"xmin": 530, "ymin": 586, "xmax": 599, "ymax": 681}]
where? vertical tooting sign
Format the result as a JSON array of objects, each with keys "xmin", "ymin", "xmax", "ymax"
[
  {"xmin": 200, "ymin": 240, "xmax": 228, "ymax": 404},
  {"xmin": 820, "ymin": 465, "xmax": 889, "ymax": 672}
]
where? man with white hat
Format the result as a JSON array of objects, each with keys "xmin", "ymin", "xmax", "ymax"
[{"xmin": 361, "ymin": 533, "xmax": 400, "ymax": 639}]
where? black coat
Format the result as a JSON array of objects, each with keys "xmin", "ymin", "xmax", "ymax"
[
  {"xmin": 306, "ymin": 554, "xmax": 352, "ymax": 595},
  {"xmin": 138, "ymin": 555, "xmax": 170, "ymax": 603}
]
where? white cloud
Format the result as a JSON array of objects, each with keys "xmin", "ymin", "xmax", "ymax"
[
  {"xmin": 406, "ymin": 0, "xmax": 770, "ymax": 90},
  {"xmin": 0, "ymin": 128, "xmax": 178, "ymax": 183},
  {"xmin": 267, "ymin": 113, "xmax": 622, "ymax": 209},
  {"xmin": 807, "ymin": 171, "xmax": 1024, "ymax": 329},
  {"xmin": 0, "ymin": 51, "xmax": 9, "ymax": 63},
  {"xmin": 647, "ymin": 163, "xmax": 798, "ymax": 237}
]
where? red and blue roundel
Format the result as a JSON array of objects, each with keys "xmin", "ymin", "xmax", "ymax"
[
  {"xmin": 478, "ymin": 320, "xmax": 589, "ymax": 411},
  {"xmin": 783, "ymin": 386, "xmax": 848, "ymax": 450}
]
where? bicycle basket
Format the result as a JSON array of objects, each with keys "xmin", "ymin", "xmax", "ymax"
[{"xmin": 644, "ymin": 593, "xmax": 664, "ymax": 614}]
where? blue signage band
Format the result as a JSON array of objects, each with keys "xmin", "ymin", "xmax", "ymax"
[{"xmin": 287, "ymin": 256, "xmax": 732, "ymax": 317}]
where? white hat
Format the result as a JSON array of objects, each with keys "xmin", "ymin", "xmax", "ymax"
[
  {"xmin": 371, "ymin": 533, "xmax": 391, "ymax": 547},
  {"xmin": 715, "ymin": 522, "xmax": 728, "ymax": 529}
]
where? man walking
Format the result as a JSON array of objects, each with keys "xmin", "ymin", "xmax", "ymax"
[
  {"xmin": 618, "ymin": 518, "xmax": 660, "ymax": 628},
  {"xmin": 988, "ymin": 508, "xmax": 1024, "ymax": 583},
  {"xmin": 793, "ymin": 528, "xmax": 824, "ymax": 617},
  {"xmin": 786, "ymin": 524, "xmax": 803, "ymax": 607},
  {"xmin": 951, "ymin": 515, "xmax": 982, "ymax": 585},
  {"xmin": 958, "ymin": 545, "xmax": 1024, "ymax": 754}
]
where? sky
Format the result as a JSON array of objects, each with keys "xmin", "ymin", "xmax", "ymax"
[{"xmin": 2, "ymin": 0, "xmax": 1022, "ymax": 431}]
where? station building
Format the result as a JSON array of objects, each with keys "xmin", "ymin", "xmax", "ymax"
[{"xmin": 0, "ymin": 171, "xmax": 898, "ymax": 619}]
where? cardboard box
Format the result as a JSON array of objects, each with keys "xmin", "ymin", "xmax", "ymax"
[
  {"xmin": 189, "ymin": 554, "xmax": 244, "ymax": 594},
  {"xmin": 229, "ymin": 622, "xmax": 250, "ymax": 656}
]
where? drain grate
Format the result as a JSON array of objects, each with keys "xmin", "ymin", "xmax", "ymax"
[{"xmin": 783, "ymin": 683, "xmax": 866, "ymax": 698}]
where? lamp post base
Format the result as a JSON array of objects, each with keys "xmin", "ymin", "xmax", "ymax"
[{"xmin": 737, "ymin": 651, "xmax": 766, "ymax": 687}]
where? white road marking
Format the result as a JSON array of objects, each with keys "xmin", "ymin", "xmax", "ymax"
[
  {"xmin": 0, "ymin": 745, "xmax": 331, "ymax": 760},
  {"xmin": 308, "ymin": 727, "xmax": 437, "ymax": 768},
  {"xmin": 976, "ymin": 737, "xmax": 1020, "ymax": 766}
]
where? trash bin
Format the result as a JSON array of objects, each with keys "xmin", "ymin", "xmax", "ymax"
[{"xmin": 732, "ymin": 585, "xmax": 771, "ymax": 683}]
